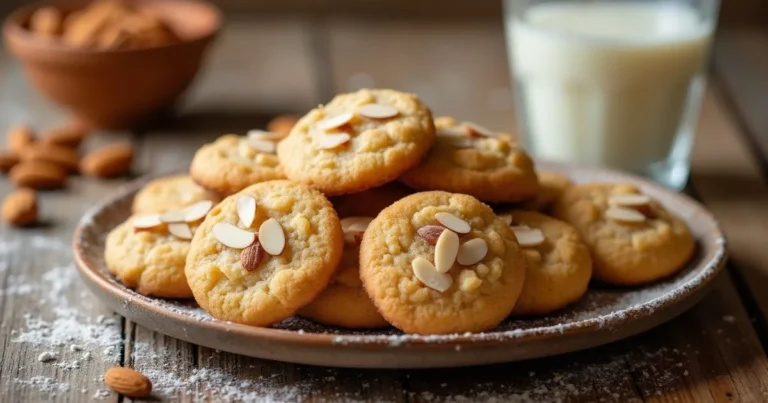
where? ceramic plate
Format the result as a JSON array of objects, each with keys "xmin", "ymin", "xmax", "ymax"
[{"xmin": 73, "ymin": 163, "xmax": 727, "ymax": 369}]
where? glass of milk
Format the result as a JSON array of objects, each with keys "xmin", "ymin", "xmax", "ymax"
[{"xmin": 504, "ymin": 0, "xmax": 719, "ymax": 189}]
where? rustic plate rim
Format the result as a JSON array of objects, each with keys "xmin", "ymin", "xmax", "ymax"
[{"xmin": 72, "ymin": 163, "xmax": 728, "ymax": 350}]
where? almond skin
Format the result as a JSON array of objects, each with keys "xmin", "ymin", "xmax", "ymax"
[
  {"xmin": 2, "ymin": 188, "xmax": 37, "ymax": 226},
  {"xmin": 104, "ymin": 367, "xmax": 152, "ymax": 398},
  {"xmin": 6, "ymin": 124, "xmax": 35, "ymax": 157},
  {"xmin": 241, "ymin": 240, "xmax": 265, "ymax": 271},
  {"xmin": 41, "ymin": 121, "xmax": 89, "ymax": 147},
  {"xmin": 10, "ymin": 161, "xmax": 67, "ymax": 189},
  {"xmin": 0, "ymin": 152, "xmax": 19, "ymax": 173},
  {"xmin": 80, "ymin": 144, "xmax": 133, "ymax": 178},
  {"xmin": 417, "ymin": 225, "xmax": 446, "ymax": 246},
  {"xmin": 21, "ymin": 143, "xmax": 80, "ymax": 173}
]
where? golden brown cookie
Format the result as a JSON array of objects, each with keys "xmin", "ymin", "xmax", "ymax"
[
  {"xmin": 185, "ymin": 180, "xmax": 344, "ymax": 326},
  {"xmin": 190, "ymin": 134, "xmax": 285, "ymax": 196},
  {"xmin": 506, "ymin": 210, "xmax": 592, "ymax": 315},
  {"xmin": 105, "ymin": 210, "xmax": 207, "ymax": 299},
  {"xmin": 299, "ymin": 184, "xmax": 411, "ymax": 328},
  {"xmin": 276, "ymin": 89, "xmax": 435, "ymax": 195},
  {"xmin": 400, "ymin": 116, "xmax": 538, "ymax": 202},
  {"xmin": 553, "ymin": 184, "xmax": 694, "ymax": 286},
  {"xmin": 359, "ymin": 191, "xmax": 527, "ymax": 334},
  {"xmin": 518, "ymin": 171, "xmax": 572, "ymax": 212},
  {"xmin": 132, "ymin": 174, "xmax": 220, "ymax": 214}
]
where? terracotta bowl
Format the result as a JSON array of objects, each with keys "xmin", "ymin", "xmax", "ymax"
[{"xmin": 3, "ymin": 0, "xmax": 222, "ymax": 129}]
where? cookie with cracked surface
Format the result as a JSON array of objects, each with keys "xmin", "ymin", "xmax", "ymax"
[
  {"xmin": 399, "ymin": 116, "xmax": 538, "ymax": 202},
  {"xmin": 553, "ymin": 183, "xmax": 694, "ymax": 286},
  {"xmin": 105, "ymin": 215, "xmax": 198, "ymax": 298},
  {"xmin": 359, "ymin": 191, "xmax": 527, "ymax": 334},
  {"xmin": 507, "ymin": 210, "xmax": 592, "ymax": 315},
  {"xmin": 185, "ymin": 180, "xmax": 344, "ymax": 326},
  {"xmin": 132, "ymin": 174, "xmax": 220, "ymax": 214},
  {"xmin": 190, "ymin": 134, "xmax": 285, "ymax": 196},
  {"xmin": 518, "ymin": 171, "xmax": 572, "ymax": 213},
  {"xmin": 276, "ymin": 89, "xmax": 435, "ymax": 195},
  {"xmin": 299, "ymin": 184, "xmax": 411, "ymax": 328}
]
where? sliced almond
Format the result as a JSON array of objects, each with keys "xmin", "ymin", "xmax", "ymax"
[
  {"xmin": 259, "ymin": 218, "xmax": 286, "ymax": 256},
  {"xmin": 317, "ymin": 133, "xmax": 351, "ymax": 150},
  {"xmin": 435, "ymin": 212, "xmax": 471, "ymax": 234},
  {"xmin": 437, "ymin": 126, "xmax": 469, "ymax": 137},
  {"xmin": 606, "ymin": 206, "xmax": 646, "ymax": 224},
  {"xmin": 247, "ymin": 138, "xmax": 277, "ymax": 154},
  {"xmin": 457, "ymin": 238, "xmax": 488, "ymax": 266},
  {"xmin": 608, "ymin": 194, "xmax": 651, "ymax": 207},
  {"xmin": 417, "ymin": 225, "xmax": 445, "ymax": 245},
  {"xmin": 512, "ymin": 226, "xmax": 545, "ymax": 247},
  {"xmin": 241, "ymin": 240, "xmax": 265, "ymax": 271},
  {"xmin": 213, "ymin": 222, "xmax": 256, "ymax": 249},
  {"xmin": 247, "ymin": 129, "xmax": 283, "ymax": 142},
  {"xmin": 412, "ymin": 257, "xmax": 453, "ymax": 292},
  {"xmin": 133, "ymin": 214, "xmax": 163, "ymax": 231},
  {"xmin": 184, "ymin": 200, "xmax": 213, "ymax": 223},
  {"xmin": 168, "ymin": 222, "xmax": 193, "ymax": 240},
  {"xmin": 236, "ymin": 195, "xmax": 257, "ymax": 228},
  {"xmin": 465, "ymin": 122, "xmax": 496, "ymax": 137},
  {"xmin": 317, "ymin": 112, "xmax": 354, "ymax": 131},
  {"xmin": 498, "ymin": 213, "xmax": 513, "ymax": 226},
  {"xmin": 434, "ymin": 229, "xmax": 459, "ymax": 273},
  {"xmin": 358, "ymin": 104, "xmax": 399, "ymax": 119},
  {"xmin": 443, "ymin": 137, "xmax": 475, "ymax": 149},
  {"xmin": 341, "ymin": 216, "xmax": 373, "ymax": 245},
  {"xmin": 159, "ymin": 210, "xmax": 186, "ymax": 223}
]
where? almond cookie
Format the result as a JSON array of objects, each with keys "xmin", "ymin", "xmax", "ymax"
[
  {"xmin": 190, "ymin": 133, "xmax": 285, "ymax": 196},
  {"xmin": 518, "ymin": 171, "xmax": 572, "ymax": 212},
  {"xmin": 400, "ymin": 116, "xmax": 538, "ymax": 202},
  {"xmin": 553, "ymin": 184, "xmax": 694, "ymax": 286},
  {"xmin": 104, "ymin": 203, "xmax": 213, "ymax": 298},
  {"xmin": 505, "ymin": 210, "xmax": 592, "ymax": 315},
  {"xmin": 185, "ymin": 180, "xmax": 344, "ymax": 326},
  {"xmin": 360, "ymin": 191, "xmax": 527, "ymax": 334},
  {"xmin": 276, "ymin": 89, "xmax": 435, "ymax": 195},
  {"xmin": 299, "ymin": 184, "xmax": 411, "ymax": 328},
  {"xmin": 132, "ymin": 174, "xmax": 220, "ymax": 214}
]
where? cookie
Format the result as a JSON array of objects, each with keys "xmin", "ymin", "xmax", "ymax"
[
  {"xmin": 299, "ymin": 184, "xmax": 411, "ymax": 328},
  {"xmin": 518, "ymin": 171, "xmax": 572, "ymax": 212},
  {"xmin": 276, "ymin": 89, "xmax": 435, "ymax": 195},
  {"xmin": 185, "ymin": 180, "xmax": 344, "ymax": 326},
  {"xmin": 506, "ymin": 210, "xmax": 592, "ymax": 315},
  {"xmin": 105, "ymin": 208, "xmax": 209, "ymax": 298},
  {"xmin": 400, "ymin": 116, "xmax": 538, "ymax": 202},
  {"xmin": 190, "ymin": 133, "xmax": 285, "ymax": 196},
  {"xmin": 553, "ymin": 184, "xmax": 694, "ymax": 286},
  {"xmin": 132, "ymin": 174, "xmax": 220, "ymax": 214},
  {"xmin": 359, "ymin": 191, "xmax": 527, "ymax": 334}
]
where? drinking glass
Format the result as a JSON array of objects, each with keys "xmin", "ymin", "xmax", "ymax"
[{"xmin": 503, "ymin": 0, "xmax": 720, "ymax": 189}]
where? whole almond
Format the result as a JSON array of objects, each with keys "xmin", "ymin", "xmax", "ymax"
[
  {"xmin": 241, "ymin": 240, "xmax": 265, "ymax": 271},
  {"xmin": 417, "ymin": 225, "xmax": 446, "ymax": 245},
  {"xmin": 104, "ymin": 367, "xmax": 152, "ymax": 398},
  {"xmin": 2, "ymin": 188, "xmax": 37, "ymax": 227},
  {"xmin": 81, "ymin": 144, "xmax": 134, "ymax": 178},
  {"xmin": 30, "ymin": 6, "xmax": 63, "ymax": 37},
  {"xmin": 22, "ymin": 144, "xmax": 80, "ymax": 173},
  {"xmin": 10, "ymin": 161, "xmax": 67, "ymax": 189},
  {"xmin": 41, "ymin": 122, "xmax": 89, "ymax": 147},
  {"xmin": 0, "ymin": 152, "xmax": 20, "ymax": 173},
  {"xmin": 267, "ymin": 115, "xmax": 300, "ymax": 136},
  {"xmin": 6, "ymin": 124, "xmax": 35, "ymax": 156}
]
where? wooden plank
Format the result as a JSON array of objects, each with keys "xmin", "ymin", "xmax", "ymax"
[
  {"xmin": 689, "ymin": 83, "xmax": 768, "ymax": 332},
  {"xmin": 0, "ymin": 57, "xmax": 133, "ymax": 402}
]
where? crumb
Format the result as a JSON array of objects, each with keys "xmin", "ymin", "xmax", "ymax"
[{"xmin": 38, "ymin": 351, "xmax": 57, "ymax": 362}]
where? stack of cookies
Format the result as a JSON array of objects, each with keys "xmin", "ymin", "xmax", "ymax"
[{"xmin": 104, "ymin": 89, "xmax": 695, "ymax": 335}]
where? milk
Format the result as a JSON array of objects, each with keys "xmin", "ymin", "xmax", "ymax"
[{"xmin": 507, "ymin": 2, "xmax": 714, "ymax": 172}]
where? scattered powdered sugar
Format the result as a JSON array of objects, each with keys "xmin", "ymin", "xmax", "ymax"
[{"xmin": 14, "ymin": 376, "xmax": 71, "ymax": 395}]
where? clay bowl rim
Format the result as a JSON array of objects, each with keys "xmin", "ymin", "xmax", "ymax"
[
  {"xmin": 72, "ymin": 163, "xmax": 728, "ymax": 350},
  {"xmin": 2, "ymin": 0, "xmax": 223, "ymax": 57}
]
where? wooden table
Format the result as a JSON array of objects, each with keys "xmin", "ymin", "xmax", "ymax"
[{"xmin": 2, "ymin": 15, "xmax": 768, "ymax": 402}]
